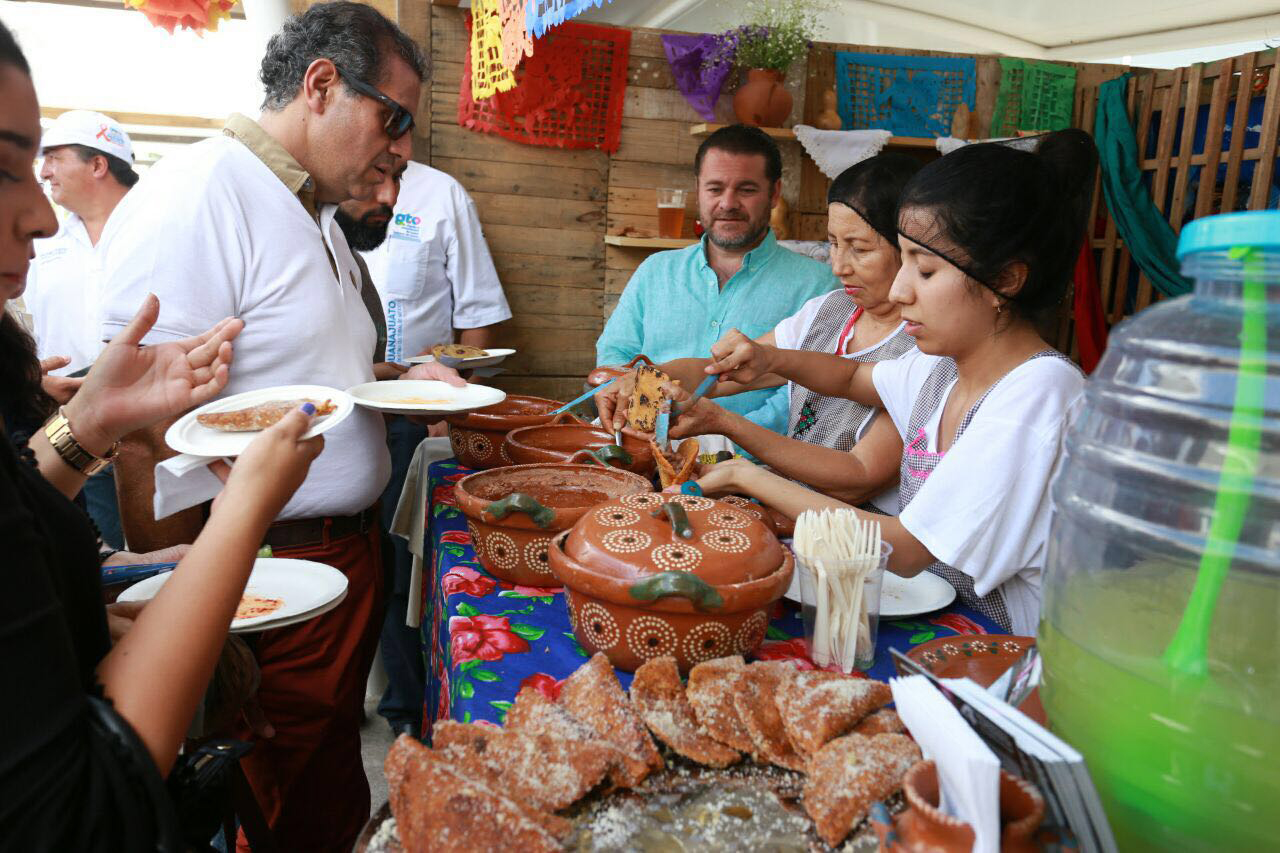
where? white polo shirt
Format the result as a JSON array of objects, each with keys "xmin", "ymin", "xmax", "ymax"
[
  {"xmin": 360, "ymin": 162, "xmax": 511, "ymax": 361},
  {"xmin": 25, "ymin": 213, "xmax": 108, "ymax": 375},
  {"xmin": 98, "ymin": 120, "xmax": 390, "ymax": 521}
]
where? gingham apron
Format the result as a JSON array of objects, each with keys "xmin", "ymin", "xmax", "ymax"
[
  {"xmin": 787, "ymin": 290, "xmax": 916, "ymax": 451},
  {"xmin": 897, "ymin": 350, "xmax": 1078, "ymax": 631}
]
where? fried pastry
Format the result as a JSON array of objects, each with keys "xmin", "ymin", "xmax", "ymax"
[
  {"xmin": 852, "ymin": 707, "xmax": 906, "ymax": 736},
  {"xmin": 433, "ymin": 343, "xmax": 488, "ymax": 360},
  {"xmin": 802, "ymin": 732, "xmax": 922, "ymax": 847},
  {"xmin": 777, "ymin": 671, "xmax": 892, "ymax": 757},
  {"xmin": 686, "ymin": 655, "xmax": 754, "ymax": 752},
  {"xmin": 234, "ymin": 594, "xmax": 283, "ymax": 620},
  {"xmin": 652, "ymin": 437, "xmax": 700, "ymax": 488},
  {"xmin": 732, "ymin": 661, "xmax": 806, "ymax": 771},
  {"xmin": 559, "ymin": 653, "xmax": 663, "ymax": 783},
  {"xmin": 504, "ymin": 687, "xmax": 639, "ymax": 788},
  {"xmin": 384, "ymin": 735, "xmax": 568, "ymax": 852},
  {"xmin": 630, "ymin": 656, "xmax": 740, "ymax": 768},
  {"xmin": 625, "ymin": 364, "xmax": 672, "ymax": 432},
  {"xmin": 196, "ymin": 398, "xmax": 335, "ymax": 432},
  {"xmin": 431, "ymin": 721, "xmax": 614, "ymax": 812}
]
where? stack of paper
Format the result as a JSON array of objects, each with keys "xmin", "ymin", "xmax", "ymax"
[{"xmin": 891, "ymin": 675, "xmax": 1001, "ymax": 853}]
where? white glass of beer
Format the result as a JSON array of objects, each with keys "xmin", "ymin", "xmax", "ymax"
[{"xmin": 656, "ymin": 188, "xmax": 687, "ymax": 238}]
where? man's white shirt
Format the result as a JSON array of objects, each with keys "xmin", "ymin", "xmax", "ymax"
[
  {"xmin": 359, "ymin": 162, "xmax": 510, "ymax": 361},
  {"xmin": 26, "ymin": 213, "xmax": 110, "ymax": 376}
]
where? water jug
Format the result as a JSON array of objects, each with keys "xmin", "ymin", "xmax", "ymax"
[{"xmin": 1041, "ymin": 211, "xmax": 1280, "ymax": 851}]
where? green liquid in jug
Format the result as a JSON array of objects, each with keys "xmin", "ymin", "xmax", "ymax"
[{"xmin": 1040, "ymin": 562, "xmax": 1278, "ymax": 852}]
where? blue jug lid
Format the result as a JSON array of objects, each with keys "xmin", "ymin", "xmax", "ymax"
[{"xmin": 1176, "ymin": 211, "xmax": 1280, "ymax": 259}]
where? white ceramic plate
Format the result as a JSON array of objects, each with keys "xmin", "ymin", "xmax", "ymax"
[
  {"xmin": 405, "ymin": 347, "xmax": 516, "ymax": 369},
  {"xmin": 345, "ymin": 379, "xmax": 505, "ymax": 416},
  {"xmin": 166, "ymin": 384, "xmax": 353, "ymax": 457},
  {"xmin": 118, "ymin": 558, "xmax": 349, "ymax": 633},
  {"xmin": 784, "ymin": 567, "xmax": 956, "ymax": 618}
]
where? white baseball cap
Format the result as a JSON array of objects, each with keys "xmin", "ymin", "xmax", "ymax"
[{"xmin": 40, "ymin": 110, "xmax": 134, "ymax": 162}]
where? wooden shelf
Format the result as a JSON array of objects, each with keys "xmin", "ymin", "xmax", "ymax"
[
  {"xmin": 687, "ymin": 123, "xmax": 945, "ymax": 151},
  {"xmin": 604, "ymin": 235, "xmax": 698, "ymax": 249}
]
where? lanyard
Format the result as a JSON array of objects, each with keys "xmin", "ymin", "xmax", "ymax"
[{"xmin": 834, "ymin": 305, "xmax": 864, "ymax": 355}]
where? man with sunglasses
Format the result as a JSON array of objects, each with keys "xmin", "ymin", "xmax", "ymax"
[{"xmin": 95, "ymin": 4, "xmax": 448, "ymax": 850}]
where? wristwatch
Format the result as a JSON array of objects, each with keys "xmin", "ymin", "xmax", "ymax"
[{"xmin": 43, "ymin": 407, "xmax": 117, "ymax": 476}]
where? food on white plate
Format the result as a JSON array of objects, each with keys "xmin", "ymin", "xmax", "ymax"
[
  {"xmin": 235, "ymin": 594, "xmax": 284, "ymax": 620},
  {"xmin": 433, "ymin": 343, "xmax": 488, "ymax": 360},
  {"xmin": 197, "ymin": 398, "xmax": 335, "ymax": 432}
]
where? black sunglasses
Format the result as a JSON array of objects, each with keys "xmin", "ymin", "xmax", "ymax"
[{"xmin": 333, "ymin": 64, "xmax": 415, "ymax": 140}]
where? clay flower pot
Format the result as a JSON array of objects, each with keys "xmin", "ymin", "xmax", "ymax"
[
  {"xmin": 454, "ymin": 463, "xmax": 651, "ymax": 587},
  {"xmin": 504, "ymin": 414, "xmax": 656, "ymax": 477},
  {"xmin": 880, "ymin": 760, "xmax": 1045, "ymax": 853},
  {"xmin": 444, "ymin": 394, "xmax": 564, "ymax": 469},
  {"xmin": 548, "ymin": 492, "xmax": 794, "ymax": 673},
  {"xmin": 733, "ymin": 69, "xmax": 793, "ymax": 128}
]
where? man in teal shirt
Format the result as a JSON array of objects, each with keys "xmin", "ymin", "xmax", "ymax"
[{"xmin": 596, "ymin": 125, "xmax": 837, "ymax": 433}]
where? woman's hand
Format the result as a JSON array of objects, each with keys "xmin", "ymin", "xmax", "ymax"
[
  {"xmin": 595, "ymin": 369, "xmax": 638, "ymax": 432},
  {"xmin": 213, "ymin": 405, "xmax": 324, "ymax": 522},
  {"xmin": 707, "ymin": 329, "xmax": 777, "ymax": 385},
  {"xmin": 664, "ymin": 381, "xmax": 729, "ymax": 440},
  {"xmin": 63, "ymin": 294, "xmax": 243, "ymax": 456},
  {"xmin": 39, "ymin": 355, "xmax": 82, "ymax": 404},
  {"xmin": 693, "ymin": 457, "xmax": 762, "ymax": 496},
  {"xmin": 106, "ymin": 600, "xmax": 147, "ymax": 644},
  {"xmin": 400, "ymin": 361, "xmax": 466, "ymax": 386}
]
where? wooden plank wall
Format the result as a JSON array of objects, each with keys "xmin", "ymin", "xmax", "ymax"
[{"xmin": 1079, "ymin": 49, "xmax": 1280, "ymax": 332}]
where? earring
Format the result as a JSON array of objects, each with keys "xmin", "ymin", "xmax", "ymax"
[{"xmin": 996, "ymin": 302, "xmax": 1004, "ymax": 314}]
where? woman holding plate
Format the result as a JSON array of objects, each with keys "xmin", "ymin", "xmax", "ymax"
[
  {"xmin": 0, "ymin": 25, "xmax": 323, "ymax": 849},
  {"xmin": 596, "ymin": 153, "xmax": 921, "ymax": 510},
  {"xmin": 691, "ymin": 131, "xmax": 1097, "ymax": 635}
]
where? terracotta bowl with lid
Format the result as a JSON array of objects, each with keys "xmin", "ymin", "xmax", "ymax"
[
  {"xmin": 548, "ymin": 492, "xmax": 794, "ymax": 673},
  {"xmin": 444, "ymin": 394, "xmax": 564, "ymax": 469},
  {"xmin": 503, "ymin": 414, "xmax": 656, "ymax": 476},
  {"xmin": 454, "ymin": 463, "xmax": 652, "ymax": 587}
]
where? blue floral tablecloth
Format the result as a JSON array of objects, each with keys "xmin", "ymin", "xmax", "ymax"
[{"xmin": 419, "ymin": 459, "xmax": 1000, "ymax": 730}]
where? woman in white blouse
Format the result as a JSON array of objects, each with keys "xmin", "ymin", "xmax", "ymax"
[{"xmin": 693, "ymin": 130, "xmax": 1098, "ymax": 635}]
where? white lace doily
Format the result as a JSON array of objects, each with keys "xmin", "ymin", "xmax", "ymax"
[
  {"xmin": 934, "ymin": 135, "xmax": 1041, "ymax": 155},
  {"xmin": 793, "ymin": 125, "xmax": 893, "ymax": 180}
]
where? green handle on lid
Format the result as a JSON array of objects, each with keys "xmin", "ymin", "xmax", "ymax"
[
  {"xmin": 485, "ymin": 492, "xmax": 556, "ymax": 529},
  {"xmin": 1163, "ymin": 245, "xmax": 1268, "ymax": 677},
  {"xmin": 651, "ymin": 501, "xmax": 694, "ymax": 539},
  {"xmin": 628, "ymin": 571, "xmax": 723, "ymax": 611}
]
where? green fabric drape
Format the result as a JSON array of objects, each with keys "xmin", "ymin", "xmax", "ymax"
[{"xmin": 1095, "ymin": 73, "xmax": 1194, "ymax": 298}]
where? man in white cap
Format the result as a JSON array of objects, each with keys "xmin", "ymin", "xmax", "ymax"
[{"xmin": 26, "ymin": 109, "xmax": 137, "ymax": 548}]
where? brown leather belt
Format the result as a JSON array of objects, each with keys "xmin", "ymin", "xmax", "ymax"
[{"xmin": 262, "ymin": 505, "xmax": 378, "ymax": 550}]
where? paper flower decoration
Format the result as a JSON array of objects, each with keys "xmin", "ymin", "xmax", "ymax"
[
  {"xmin": 500, "ymin": 0, "xmax": 534, "ymax": 72},
  {"xmin": 123, "ymin": 0, "xmax": 235, "ymax": 34},
  {"xmin": 471, "ymin": 0, "xmax": 518, "ymax": 99}
]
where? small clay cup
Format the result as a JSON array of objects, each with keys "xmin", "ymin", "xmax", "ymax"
[
  {"xmin": 504, "ymin": 415, "xmax": 655, "ymax": 476},
  {"xmin": 454, "ymin": 463, "xmax": 651, "ymax": 586},
  {"xmin": 880, "ymin": 759, "xmax": 1045, "ymax": 853},
  {"xmin": 444, "ymin": 394, "xmax": 563, "ymax": 469}
]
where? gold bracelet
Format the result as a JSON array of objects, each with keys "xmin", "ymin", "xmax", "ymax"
[{"xmin": 43, "ymin": 407, "xmax": 117, "ymax": 477}]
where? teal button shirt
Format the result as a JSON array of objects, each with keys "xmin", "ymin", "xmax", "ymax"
[{"xmin": 596, "ymin": 230, "xmax": 838, "ymax": 432}]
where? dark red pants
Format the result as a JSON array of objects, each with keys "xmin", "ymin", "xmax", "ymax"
[{"xmin": 235, "ymin": 525, "xmax": 385, "ymax": 853}]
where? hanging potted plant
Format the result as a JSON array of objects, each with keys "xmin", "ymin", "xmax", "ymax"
[{"xmin": 705, "ymin": 0, "xmax": 831, "ymax": 128}]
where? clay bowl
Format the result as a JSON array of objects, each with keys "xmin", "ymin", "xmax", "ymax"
[
  {"xmin": 444, "ymin": 394, "xmax": 564, "ymax": 469},
  {"xmin": 548, "ymin": 493, "xmax": 794, "ymax": 673},
  {"xmin": 504, "ymin": 421, "xmax": 656, "ymax": 477},
  {"xmin": 454, "ymin": 463, "xmax": 651, "ymax": 587},
  {"xmin": 586, "ymin": 354, "xmax": 653, "ymax": 389},
  {"xmin": 905, "ymin": 635, "xmax": 1046, "ymax": 726},
  {"xmin": 879, "ymin": 759, "xmax": 1045, "ymax": 853}
]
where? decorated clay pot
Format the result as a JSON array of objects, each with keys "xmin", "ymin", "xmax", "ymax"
[
  {"xmin": 548, "ymin": 492, "xmax": 794, "ymax": 673},
  {"xmin": 504, "ymin": 414, "xmax": 656, "ymax": 476},
  {"xmin": 454, "ymin": 463, "xmax": 651, "ymax": 587},
  {"xmin": 881, "ymin": 760, "xmax": 1045, "ymax": 853},
  {"xmin": 444, "ymin": 394, "xmax": 564, "ymax": 469},
  {"xmin": 733, "ymin": 69, "xmax": 792, "ymax": 128},
  {"xmin": 586, "ymin": 354, "xmax": 654, "ymax": 389}
]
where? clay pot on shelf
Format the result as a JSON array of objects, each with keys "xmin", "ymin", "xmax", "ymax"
[
  {"xmin": 878, "ymin": 759, "xmax": 1046, "ymax": 853},
  {"xmin": 733, "ymin": 69, "xmax": 793, "ymax": 128},
  {"xmin": 548, "ymin": 493, "xmax": 794, "ymax": 673},
  {"xmin": 454, "ymin": 463, "xmax": 651, "ymax": 587},
  {"xmin": 504, "ymin": 414, "xmax": 656, "ymax": 477},
  {"xmin": 444, "ymin": 394, "xmax": 565, "ymax": 470}
]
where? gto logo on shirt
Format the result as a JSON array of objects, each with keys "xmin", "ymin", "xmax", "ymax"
[{"xmin": 391, "ymin": 212, "xmax": 422, "ymax": 242}]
